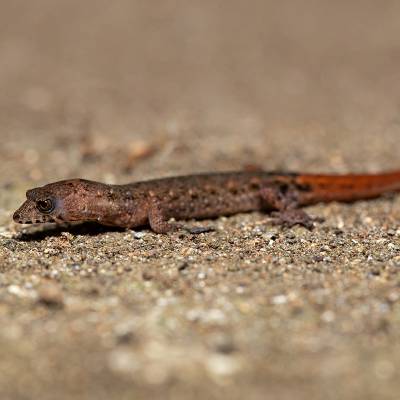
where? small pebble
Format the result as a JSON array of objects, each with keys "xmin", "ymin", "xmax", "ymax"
[
  {"xmin": 132, "ymin": 231, "xmax": 146, "ymax": 239},
  {"xmin": 38, "ymin": 282, "xmax": 64, "ymax": 308},
  {"xmin": 271, "ymin": 294, "xmax": 288, "ymax": 305},
  {"xmin": 187, "ymin": 226, "xmax": 215, "ymax": 234}
]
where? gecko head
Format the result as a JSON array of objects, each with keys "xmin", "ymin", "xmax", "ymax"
[{"xmin": 13, "ymin": 179, "xmax": 101, "ymax": 224}]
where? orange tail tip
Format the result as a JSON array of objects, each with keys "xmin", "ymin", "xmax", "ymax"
[{"xmin": 295, "ymin": 170, "xmax": 400, "ymax": 205}]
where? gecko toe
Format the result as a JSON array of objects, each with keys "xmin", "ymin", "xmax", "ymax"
[{"xmin": 269, "ymin": 209, "xmax": 318, "ymax": 230}]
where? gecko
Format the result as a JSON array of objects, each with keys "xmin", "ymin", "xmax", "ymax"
[{"xmin": 12, "ymin": 170, "xmax": 400, "ymax": 233}]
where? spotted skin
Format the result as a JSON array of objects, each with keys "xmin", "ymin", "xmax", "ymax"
[{"xmin": 13, "ymin": 170, "xmax": 400, "ymax": 233}]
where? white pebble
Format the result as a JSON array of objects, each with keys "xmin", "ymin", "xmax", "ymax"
[{"xmin": 271, "ymin": 294, "xmax": 287, "ymax": 305}]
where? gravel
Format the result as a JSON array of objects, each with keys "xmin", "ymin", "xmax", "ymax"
[{"xmin": 1, "ymin": 2, "xmax": 400, "ymax": 400}]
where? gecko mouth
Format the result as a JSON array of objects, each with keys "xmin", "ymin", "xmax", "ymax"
[
  {"xmin": 13, "ymin": 214, "xmax": 58, "ymax": 224},
  {"xmin": 17, "ymin": 219, "xmax": 57, "ymax": 224},
  {"xmin": 16, "ymin": 219, "xmax": 48, "ymax": 224}
]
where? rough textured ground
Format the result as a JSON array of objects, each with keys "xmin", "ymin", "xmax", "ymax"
[{"xmin": 1, "ymin": 1, "xmax": 400, "ymax": 399}]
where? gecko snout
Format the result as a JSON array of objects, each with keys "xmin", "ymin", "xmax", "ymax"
[
  {"xmin": 13, "ymin": 201, "xmax": 36, "ymax": 224},
  {"xmin": 12, "ymin": 210, "xmax": 30, "ymax": 224},
  {"xmin": 13, "ymin": 210, "xmax": 40, "ymax": 224}
]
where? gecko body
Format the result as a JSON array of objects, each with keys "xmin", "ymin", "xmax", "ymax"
[{"xmin": 13, "ymin": 170, "xmax": 400, "ymax": 233}]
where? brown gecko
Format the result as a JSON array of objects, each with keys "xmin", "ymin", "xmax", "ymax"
[{"xmin": 12, "ymin": 170, "xmax": 400, "ymax": 233}]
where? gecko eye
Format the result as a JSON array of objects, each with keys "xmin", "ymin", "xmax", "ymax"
[{"xmin": 36, "ymin": 198, "xmax": 55, "ymax": 214}]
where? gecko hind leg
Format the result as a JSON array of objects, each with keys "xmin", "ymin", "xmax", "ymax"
[
  {"xmin": 259, "ymin": 187, "xmax": 320, "ymax": 229},
  {"xmin": 269, "ymin": 209, "xmax": 316, "ymax": 229}
]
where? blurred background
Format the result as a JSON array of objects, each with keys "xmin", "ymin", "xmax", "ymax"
[
  {"xmin": 1, "ymin": 1, "xmax": 400, "ymax": 399},
  {"xmin": 2, "ymin": 0, "xmax": 400, "ymax": 188}
]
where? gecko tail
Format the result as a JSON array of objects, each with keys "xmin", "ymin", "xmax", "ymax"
[{"xmin": 294, "ymin": 170, "xmax": 400, "ymax": 205}]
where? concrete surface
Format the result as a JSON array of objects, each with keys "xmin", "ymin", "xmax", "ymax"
[{"xmin": 1, "ymin": 1, "xmax": 400, "ymax": 399}]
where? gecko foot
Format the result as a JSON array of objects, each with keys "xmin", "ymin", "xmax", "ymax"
[
  {"xmin": 269, "ymin": 209, "xmax": 322, "ymax": 230},
  {"xmin": 150, "ymin": 221, "xmax": 184, "ymax": 234}
]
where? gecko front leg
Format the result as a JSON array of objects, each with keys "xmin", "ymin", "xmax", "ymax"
[
  {"xmin": 147, "ymin": 198, "xmax": 180, "ymax": 233},
  {"xmin": 147, "ymin": 198, "xmax": 214, "ymax": 234}
]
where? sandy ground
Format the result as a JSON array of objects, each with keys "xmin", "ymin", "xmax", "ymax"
[{"xmin": 1, "ymin": 1, "xmax": 400, "ymax": 399}]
